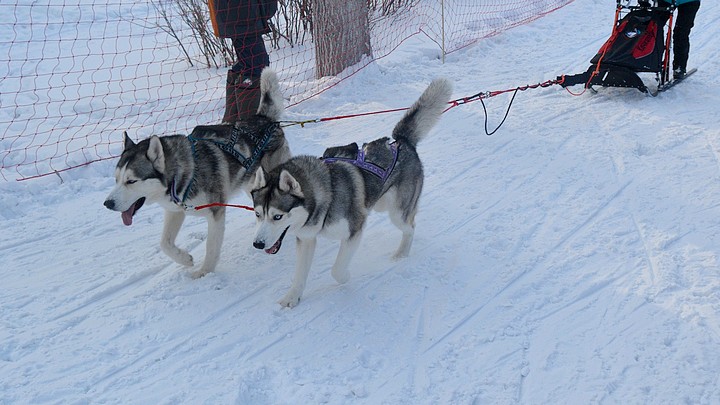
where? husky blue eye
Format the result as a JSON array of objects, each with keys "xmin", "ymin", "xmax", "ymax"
[{"xmin": 273, "ymin": 214, "xmax": 283, "ymax": 221}]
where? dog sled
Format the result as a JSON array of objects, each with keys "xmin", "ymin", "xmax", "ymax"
[{"xmin": 560, "ymin": 0, "xmax": 686, "ymax": 95}]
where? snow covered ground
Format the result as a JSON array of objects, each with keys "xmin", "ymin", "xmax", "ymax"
[{"xmin": 3, "ymin": 1, "xmax": 720, "ymax": 403}]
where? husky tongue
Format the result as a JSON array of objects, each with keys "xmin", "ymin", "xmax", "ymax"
[
  {"xmin": 265, "ymin": 227, "xmax": 289, "ymax": 254},
  {"xmin": 120, "ymin": 198, "xmax": 145, "ymax": 226},
  {"xmin": 265, "ymin": 239, "xmax": 282, "ymax": 254},
  {"xmin": 121, "ymin": 206, "xmax": 136, "ymax": 226}
]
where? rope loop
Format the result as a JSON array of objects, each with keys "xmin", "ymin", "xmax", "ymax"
[{"xmin": 280, "ymin": 77, "xmax": 563, "ymax": 131}]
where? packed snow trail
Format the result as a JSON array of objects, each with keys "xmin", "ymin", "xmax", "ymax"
[{"xmin": 3, "ymin": 1, "xmax": 720, "ymax": 404}]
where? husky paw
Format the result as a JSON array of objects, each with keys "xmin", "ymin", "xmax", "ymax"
[
  {"xmin": 164, "ymin": 247, "xmax": 194, "ymax": 267},
  {"xmin": 331, "ymin": 268, "xmax": 350, "ymax": 284},
  {"xmin": 278, "ymin": 291, "xmax": 302, "ymax": 308},
  {"xmin": 190, "ymin": 269, "xmax": 211, "ymax": 279},
  {"xmin": 391, "ymin": 251, "xmax": 409, "ymax": 261},
  {"xmin": 178, "ymin": 252, "xmax": 194, "ymax": 267}
]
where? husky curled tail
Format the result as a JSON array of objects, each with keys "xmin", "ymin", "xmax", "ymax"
[
  {"xmin": 252, "ymin": 78, "xmax": 452, "ymax": 307},
  {"xmin": 392, "ymin": 78, "xmax": 453, "ymax": 147}
]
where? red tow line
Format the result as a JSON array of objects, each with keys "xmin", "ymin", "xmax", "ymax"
[{"xmin": 193, "ymin": 202, "xmax": 254, "ymax": 211}]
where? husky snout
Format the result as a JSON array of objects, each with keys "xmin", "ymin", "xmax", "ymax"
[
  {"xmin": 252, "ymin": 225, "xmax": 288, "ymax": 255},
  {"xmin": 103, "ymin": 199, "xmax": 116, "ymax": 210}
]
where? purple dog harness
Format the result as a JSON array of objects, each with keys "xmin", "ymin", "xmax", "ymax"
[{"xmin": 322, "ymin": 141, "xmax": 399, "ymax": 183}]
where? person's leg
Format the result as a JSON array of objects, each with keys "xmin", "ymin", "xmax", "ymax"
[
  {"xmin": 672, "ymin": 1, "xmax": 700, "ymax": 75},
  {"xmin": 233, "ymin": 34, "xmax": 270, "ymax": 78},
  {"xmin": 223, "ymin": 35, "xmax": 270, "ymax": 123},
  {"xmin": 222, "ymin": 68, "xmax": 241, "ymax": 123}
]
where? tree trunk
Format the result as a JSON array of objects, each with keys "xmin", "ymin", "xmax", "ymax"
[{"xmin": 312, "ymin": 0, "xmax": 372, "ymax": 79}]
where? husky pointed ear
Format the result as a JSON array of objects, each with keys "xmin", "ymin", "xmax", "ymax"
[
  {"xmin": 123, "ymin": 131, "xmax": 135, "ymax": 150},
  {"xmin": 253, "ymin": 167, "xmax": 267, "ymax": 190},
  {"xmin": 147, "ymin": 135, "xmax": 165, "ymax": 172},
  {"xmin": 278, "ymin": 169, "xmax": 303, "ymax": 197}
]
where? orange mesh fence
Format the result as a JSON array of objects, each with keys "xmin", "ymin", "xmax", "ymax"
[{"xmin": 0, "ymin": 0, "xmax": 573, "ymax": 181}]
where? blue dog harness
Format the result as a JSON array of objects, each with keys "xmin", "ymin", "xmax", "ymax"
[{"xmin": 170, "ymin": 122, "xmax": 279, "ymax": 207}]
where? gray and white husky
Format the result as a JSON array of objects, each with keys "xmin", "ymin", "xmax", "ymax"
[
  {"xmin": 104, "ymin": 68, "xmax": 291, "ymax": 279},
  {"xmin": 251, "ymin": 78, "xmax": 452, "ymax": 307}
]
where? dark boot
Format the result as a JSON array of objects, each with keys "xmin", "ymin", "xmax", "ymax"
[
  {"xmin": 222, "ymin": 70, "xmax": 241, "ymax": 124},
  {"xmin": 235, "ymin": 76, "xmax": 261, "ymax": 121},
  {"xmin": 222, "ymin": 71, "xmax": 261, "ymax": 124}
]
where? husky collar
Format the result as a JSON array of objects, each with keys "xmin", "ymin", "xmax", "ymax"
[
  {"xmin": 170, "ymin": 177, "xmax": 192, "ymax": 206},
  {"xmin": 322, "ymin": 141, "xmax": 399, "ymax": 183}
]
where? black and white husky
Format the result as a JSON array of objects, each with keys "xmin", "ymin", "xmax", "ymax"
[
  {"xmin": 104, "ymin": 69, "xmax": 291, "ymax": 278},
  {"xmin": 251, "ymin": 78, "xmax": 452, "ymax": 307}
]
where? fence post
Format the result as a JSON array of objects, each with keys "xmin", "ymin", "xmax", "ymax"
[{"xmin": 441, "ymin": 0, "xmax": 446, "ymax": 63}]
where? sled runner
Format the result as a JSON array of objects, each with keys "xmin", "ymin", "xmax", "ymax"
[
  {"xmin": 560, "ymin": 0, "xmax": 678, "ymax": 95},
  {"xmin": 653, "ymin": 67, "xmax": 697, "ymax": 94}
]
